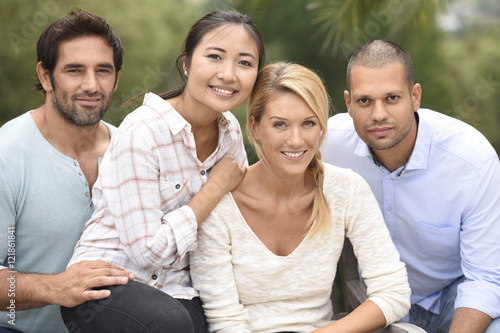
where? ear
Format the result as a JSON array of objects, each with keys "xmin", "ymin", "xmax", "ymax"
[
  {"xmin": 182, "ymin": 54, "xmax": 188, "ymax": 73},
  {"xmin": 113, "ymin": 70, "xmax": 121, "ymax": 92},
  {"xmin": 344, "ymin": 90, "xmax": 352, "ymax": 117},
  {"xmin": 411, "ymin": 83, "xmax": 422, "ymax": 111},
  {"xmin": 36, "ymin": 62, "xmax": 53, "ymax": 93},
  {"xmin": 249, "ymin": 115, "xmax": 259, "ymax": 141}
]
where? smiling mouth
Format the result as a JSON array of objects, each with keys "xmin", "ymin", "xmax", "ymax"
[
  {"xmin": 75, "ymin": 93, "xmax": 103, "ymax": 102},
  {"xmin": 78, "ymin": 98, "xmax": 101, "ymax": 102},
  {"xmin": 211, "ymin": 86, "xmax": 236, "ymax": 95},
  {"xmin": 282, "ymin": 151, "xmax": 306, "ymax": 158}
]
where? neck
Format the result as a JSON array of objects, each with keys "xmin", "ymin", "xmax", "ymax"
[
  {"xmin": 372, "ymin": 148, "xmax": 410, "ymax": 173},
  {"xmin": 247, "ymin": 161, "xmax": 314, "ymax": 199},
  {"xmin": 32, "ymin": 104, "xmax": 106, "ymax": 158},
  {"xmin": 168, "ymin": 94, "xmax": 220, "ymax": 131}
]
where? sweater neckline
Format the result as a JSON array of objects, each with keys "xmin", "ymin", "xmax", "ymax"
[{"xmin": 227, "ymin": 192, "xmax": 308, "ymax": 258}]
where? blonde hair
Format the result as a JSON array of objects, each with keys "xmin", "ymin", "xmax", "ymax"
[{"xmin": 247, "ymin": 62, "xmax": 332, "ymax": 238}]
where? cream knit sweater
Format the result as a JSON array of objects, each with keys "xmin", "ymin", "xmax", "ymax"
[{"xmin": 190, "ymin": 163, "xmax": 410, "ymax": 332}]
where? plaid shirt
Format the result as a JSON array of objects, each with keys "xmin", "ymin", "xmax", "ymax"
[{"xmin": 69, "ymin": 93, "xmax": 247, "ymax": 299}]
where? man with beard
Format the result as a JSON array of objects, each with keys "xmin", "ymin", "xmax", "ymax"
[
  {"xmin": 324, "ymin": 39, "xmax": 500, "ymax": 333},
  {"xmin": 0, "ymin": 9, "xmax": 133, "ymax": 333}
]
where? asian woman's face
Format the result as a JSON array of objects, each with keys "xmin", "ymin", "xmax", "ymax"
[{"xmin": 184, "ymin": 24, "xmax": 259, "ymax": 116}]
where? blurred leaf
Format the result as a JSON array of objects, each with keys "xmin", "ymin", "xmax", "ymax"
[{"xmin": 306, "ymin": 0, "xmax": 450, "ymax": 57}]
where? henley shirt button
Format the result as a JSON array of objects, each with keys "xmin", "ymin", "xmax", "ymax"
[
  {"xmin": 200, "ymin": 170, "xmax": 206, "ymax": 176},
  {"xmin": 152, "ymin": 274, "xmax": 158, "ymax": 280},
  {"xmin": 78, "ymin": 171, "xmax": 83, "ymax": 175},
  {"xmin": 86, "ymin": 192, "xmax": 90, "ymax": 197},
  {"xmin": 175, "ymin": 184, "xmax": 180, "ymax": 190},
  {"xmin": 74, "ymin": 162, "xmax": 78, "ymax": 166}
]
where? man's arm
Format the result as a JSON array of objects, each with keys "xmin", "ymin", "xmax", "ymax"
[
  {"xmin": 0, "ymin": 260, "xmax": 134, "ymax": 310},
  {"xmin": 449, "ymin": 307, "xmax": 492, "ymax": 333}
]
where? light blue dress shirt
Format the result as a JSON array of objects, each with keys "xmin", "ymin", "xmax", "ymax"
[{"xmin": 323, "ymin": 109, "xmax": 500, "ymax": 319}]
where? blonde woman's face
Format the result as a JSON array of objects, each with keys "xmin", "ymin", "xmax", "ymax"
[{"xmin": 251, "ymin": 91, "xmax": 322, "ymax": 177}]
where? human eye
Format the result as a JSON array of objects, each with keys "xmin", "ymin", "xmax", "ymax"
[
  {"xmin": 387, "ymin": 95, "xmax": 399, "ymax": 102},
  {"xmin": 358, "ymin": 98, "xmax": 369, "ymax": 104},
  {"xmin": 273, "ymin": 121, "xmax": 286, "ymax": 128},
  {"xmin": 239, "ymin": 60, "xmax": 253, "ymax": 67},
  {"xmin": 303, "ymin": 120, "xmax": 316, "ymax": 127},
  {"xmin": 208, "ymin": 54, "xmax": 222, "ymax": 60},
  {"xmin": 97, "ymin": 68, "xmax": 112, "ymax": 74}
]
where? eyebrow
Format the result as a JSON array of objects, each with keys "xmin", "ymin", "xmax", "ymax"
[
  {"xmin": 270, "ymin": 115, "xmax": 319, "ymax": 121},
  {"xmin": 63, "ymin": 63, "xmax": 115, "ymax": 70},
  {"xmin": 206, "ymin": 46, "xmax": 257, "ymax": 60},
  {"xmin": 352, "ymin": 90, "xmax": 405, "ymax": 99},
  {"xmin": 385, "ymin": 90, "xmax": 405, "ymax": 96}
]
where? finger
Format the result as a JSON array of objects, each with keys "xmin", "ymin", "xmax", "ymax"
[
  {"xmin": 82, "ymin": 289, "xmax": 112, "ymax": 302},
  {"xmin": 240, "ymin": 165, "xmax": 247, "ymax": 175},
  {"xmin": 93, "ymin": 267, "xmax": 135, "ymax": 280},
  {"xmin": 87, "ymin": 275, "xmax": 130, "ymax": 289},
  {"xmin": 83, "ymin": 260, "xmax": 125, "ymax": 271},
  {"xmin": 84, "ymin": 261, "xmax": 135, "ymax": 279}
]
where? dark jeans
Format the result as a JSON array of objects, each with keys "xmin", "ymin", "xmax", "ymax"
[
  {"xmin": 0, "ymin": 327, "xmax": 23, "ymax": 333},
  {"xmin": 61, "ymin": 280, "xmax": 206, "ymax": 333}
]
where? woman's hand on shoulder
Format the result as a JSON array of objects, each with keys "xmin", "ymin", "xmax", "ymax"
[
  {"xmin": 209, "ymin": 156, "xmax": 247, "ymax": 193},
  {"xmin": 188, "ymin": 156, "xmax": 246, "ymax": 226}
]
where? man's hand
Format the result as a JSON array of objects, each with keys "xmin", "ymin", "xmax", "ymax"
[
  {"xmin": 0, "ymin": 260, "xmax": 134, "ymax": 310},
  {"xmin": 47, "ymin": 260, "xmax": 135, "ymax": 308}
]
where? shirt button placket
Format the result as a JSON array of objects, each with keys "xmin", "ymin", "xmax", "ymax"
[
  {"xmin": 383, "ymin": 176, "xmax": 397, "ymax": 242},
  {"xmin": 74, "ymin": 160, "xmax": 92, "ymax": 206}
]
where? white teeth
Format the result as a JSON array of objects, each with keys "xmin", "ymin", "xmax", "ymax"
[
  {"xmin": 283, "ymin": 151, "xmax": 305, "ymax": 158},
  {"xmin": 212, "ymin": 87, "xmax": 234, "ymax": 95}
]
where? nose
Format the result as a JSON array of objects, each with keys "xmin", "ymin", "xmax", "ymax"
[
  {"xmin": 287, "ymin": 127, "xmax": 303, "ymax": 147},
  {"xmin": 216, "ymin": 62, "xmax": 236, "ymax": 82},
  {"xmin": 81, "ymin": 71, "xmax": 98, "ymax": 93},
  {"xmin": 371, "ymin": 100, "xmax": 389, "ymax": 122}
]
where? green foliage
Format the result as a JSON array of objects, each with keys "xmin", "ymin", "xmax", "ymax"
[
  {"xmin": 437, "ymin": 23, "xmax": 500, "ymax": 150},
  {"xmin": 0, "ymin": 0, "xmax": 209, "ymax": 127},
  {"xmin": 1, "ymin": 0, "xmax": 499, "ymax": 155},
  {"xmin": 231, "ymin": 0, "xmax": 500, "ymax": 158}
]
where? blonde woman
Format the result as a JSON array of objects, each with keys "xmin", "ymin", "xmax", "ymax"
[{"xmin": 190, "ymin": 62, "xmax": 415, "ymax": 332}]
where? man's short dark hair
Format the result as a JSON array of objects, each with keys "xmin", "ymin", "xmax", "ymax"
[{"xmin": 347, "ymin": 39, "xmax": 414, "ymax": 91}]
